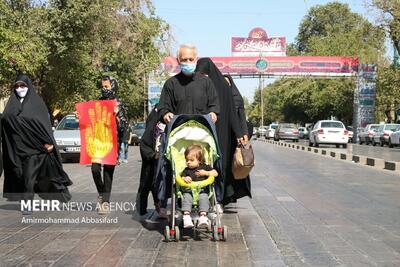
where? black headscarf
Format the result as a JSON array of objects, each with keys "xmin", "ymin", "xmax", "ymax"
[
  {"xmin": 1, "ymin": 74, "xmax": 72, "ymax": 201},
  {"xmin": 196, "ymin": 58, "xmax": 250, "ymax": 204}
]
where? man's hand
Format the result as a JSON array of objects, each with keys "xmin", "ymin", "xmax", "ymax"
[
  {"xmin": 209, "ymin": 112, "xmax": 217, "ymax": 123},
  {"xmin": 44, "ymin": 144, "xmax": 54, "ymax": 153},
  {"xmin": 183, "ymin": 176, "xmax": 192, "ymax": 184},
  {"xmin": 163, "ymin": 112, "xmax": 174, "ymax": 124},
  {"xmin": 195, "ymin": 169, "xmax": 209, "ymax": 177}
]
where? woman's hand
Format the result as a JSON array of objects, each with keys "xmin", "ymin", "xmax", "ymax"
[
  {"xmin": 44, "ymin": 144, "xmax": 54, "ymax": 153},
  {"xmin": 183, "ymin": 176, "xmax": 192, "ymax": 183}
]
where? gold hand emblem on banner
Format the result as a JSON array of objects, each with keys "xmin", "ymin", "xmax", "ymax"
[{"xmin": 85, "ymin": 102, "xmax": 113, "ymax": 163}]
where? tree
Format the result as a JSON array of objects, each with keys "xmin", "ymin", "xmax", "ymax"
[
  {"xmin": 370, "ymin": 0, "xmax": 400, "ymax": 56},
  {"xmin": 0, "ymin": 0, "xmax": 170, "ymax": 120}
]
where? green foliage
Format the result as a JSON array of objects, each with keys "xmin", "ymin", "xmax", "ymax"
[
  {"xmin": 375, "ymin": 66, "xmax": 400, "ymax": 122},
  {"xmin": 371, "ymin": 0, "xmax": 400, "ymax": 57},
  {"xmin": 0, "ymin": 0, "xmax": 169, "ymax": 120}
]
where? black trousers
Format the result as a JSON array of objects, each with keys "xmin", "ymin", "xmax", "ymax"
[{"xmin": 91, "ymin": 163, "xmax": 115, "ymax": 203}]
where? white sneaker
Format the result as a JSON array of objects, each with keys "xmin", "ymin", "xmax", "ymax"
[
  {"xmin": 197, "ymin": 215, "xmax": 209, "ymax": 228},
  {"xmin": 215, "ymin": 204, "xmax": 224, "ymax": 214},
  {"xmin": 158, "ymin": 208, "xmax": 168, "ymax": 219},
  {"xmin": 183, "ymin": 214, "xmax": 194, "ymax": 228}
]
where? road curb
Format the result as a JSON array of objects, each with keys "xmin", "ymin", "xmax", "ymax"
[{"xmin": 258, "ymin": 138, "xmax": 400, "ymax": 174}]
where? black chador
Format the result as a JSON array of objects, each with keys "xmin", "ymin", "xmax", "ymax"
[
  {"xmin": 196, "ymin": 58, "xmax": 251, "ymax": 205},
  {"xmin": 1, "ymin": 75, "xmax": 72, "ymax": 202}
]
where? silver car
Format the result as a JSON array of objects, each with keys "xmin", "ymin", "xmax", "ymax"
[{"xmin": 54, "ymin": 114, "xmax": 81, "ymax": 162}]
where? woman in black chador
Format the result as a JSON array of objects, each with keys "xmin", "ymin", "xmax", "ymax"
[
  {"xmin": 1, "ymin": 74, "xmax": 73, "ymax": 214},
  {"xmin": 196, "ymin": 58, "xmax": 251, "ymax": 209}
]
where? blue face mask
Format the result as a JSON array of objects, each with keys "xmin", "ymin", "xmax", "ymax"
[{"xmin": 180, "ymin": 62, "xmax": 196, "ymax": 76}]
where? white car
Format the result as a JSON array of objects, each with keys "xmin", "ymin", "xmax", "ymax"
[
  {"xmin": 54, "ymin": 114, "xmax": 81, "ymax": 162},
  {"xmin": 389, "ymin": 126, "xmax": 400, "ymax": 147},
  {"xmin": 256, "ymin": 126, "xmax": 268, "ymax": 138},
  {"xmin": 372, "ymin": 124, "xmax": 399, "ymax": 147},
  {"xmin": 265, "ymin": 124, "xmax": 278, "ymax": 139},
  {"xmin": 309, "ymin": 120, "xmax": 349, "ymax": 148}
]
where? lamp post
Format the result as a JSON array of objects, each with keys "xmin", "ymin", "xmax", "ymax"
[{"xmin": 256, "ymin": 57, "xmax": 267, "ymax": 127}]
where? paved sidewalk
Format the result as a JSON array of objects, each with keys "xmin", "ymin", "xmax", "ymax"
[
  {"xmin": 1, "ymin": 142, "xmax": 400, "ymax": 266},
  {"xmin": 0, "ymin": 146, "xmax": 284, "ymax": 267}
]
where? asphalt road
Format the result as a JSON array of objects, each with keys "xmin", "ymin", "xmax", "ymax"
[
  {"xmin": 0, "ymin": 142, "xmax": 399, "ymax": 266},
  {"xmin": 264, "ymin": 137, "xmax": 400, "ymax": 162}
]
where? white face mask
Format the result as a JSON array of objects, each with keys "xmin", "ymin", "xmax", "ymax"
[{"xmin": 15, "ymin": 87, "xmax": 28, "ymax": 98}]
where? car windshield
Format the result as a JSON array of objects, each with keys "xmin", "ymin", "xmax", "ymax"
[
  {"xmin": 321, "ymin": 122, "xmax": 343, "ymax": 128},
  {"xmin": 346, "ymin": 126, "xmax": 353, "ymax": 131},
  {"xmin": 385, "ymin": 124, "xmax": 399, "ymax": 131},
  {"xmin": 271, "ymin": 125, "xmax": 278, "ymax": 129},
  {"xmin": 134, "ymin": 123, "xmax": 145, "ymax": 129},
  {"xmin": 370, "ymin": 125, "xmax": 380, "ymax": 131},
  {"xmin": 57, "ymin": 117, "xmax": 79, "ymax": 130}
]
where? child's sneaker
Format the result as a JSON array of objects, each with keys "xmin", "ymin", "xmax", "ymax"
[
  {"xmin": 197, "ymin": 215, "xmax": 209, "ymax": 228},
  {"xmin": 183, "ymin": 214, "xmax": 194, "ymax": 228}
]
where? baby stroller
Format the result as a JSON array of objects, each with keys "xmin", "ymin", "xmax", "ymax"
[{"xmin": 160, "ymin": 115, "xmax": 227, "ymax": 242}]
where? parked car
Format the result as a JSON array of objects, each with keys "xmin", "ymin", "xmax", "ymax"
[
  {"xmin": 346, "ymin": 126, "xmax": 354, "ymax": 142},
  {"xmin": 274, "ymin": 123, "xmax": 299, "ymax": 142},
  {"xmin": 309, "ymin": 120, "xmax": 348, "ymax": 148},
  {"xmin": 388, "ymin": 125, "xmax": 400, "ymax": 148},
  {"xmin": 130, "ymin": 122, "xmax": 145, "ymax": 145},
  {"xmin": 372, "ymin": 123, "xmax": 400, "ymax": 147},
  {"xmin": 265, "ymin": 123, "xmax": 278, "ymax": 139},
  {"xmin": 256, "ymin": 126, "xmax": 268, "ymax": 138},
  {"xmin": 54, "ymin": 114, "xmax": 81, "ymax": 162},
  {"xmin": 359, "ymin": 124, "xmax": 380, "ymax": 145},
  {"xmin": 298, "ymin": 127, "xmax": 308, "ymax": 139}
]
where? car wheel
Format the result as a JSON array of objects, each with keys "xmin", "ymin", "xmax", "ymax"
[
  {"xmin": 342, "ymin": 144, "xmax": 347, "ymax": 149},
  {"xmin": 314, "ymin": 142, "xmax": 319, "ymax": 147},
  {"xmin": 372, "ymin": 140, "xmax": 376, "ymax": 146},
  {"xmin": 389, "ymin": 139, "xmax": 394, "ymax": 148},
  {"xmin": 336, "ymin": 144, "xmax": 340, "ymax": 148},
  {"xmin": 359, "ymin": 140, "xmax": 363, "ymax": 145},
  {"xmin": 309, "ymin": 139, "xmax": 313, "ymax": 147},
  {"xmin": 380, "ymin": 141, "xmax": 385, "ymax": 147}
]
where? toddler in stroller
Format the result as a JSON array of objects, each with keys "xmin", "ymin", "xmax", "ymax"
[
  {"xmin": 181, "ymin": 144, "xmax": 218, "ymax": 228},
  {"xmin": 159, "ymin": 115, "xmax": 227, "ymax": 241}
]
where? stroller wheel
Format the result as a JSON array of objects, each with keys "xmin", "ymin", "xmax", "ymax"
[
  {"xmin": 212, "ymin": 225, "xmax": 218, "ymax": 241},
  {"xmin": 193, "ymin": 227, "xmax": 198, "ymax": 240},
  {"xmin": 174, "ymin": 226, "xmax": 180, "ymax": 242},
  {"xmin": 164, "ymin": 226, "xmax": 170, "ymax": 242},
  {"xmin": 221, "ymin": 225, "xmax": 228, "ymax": 241}
]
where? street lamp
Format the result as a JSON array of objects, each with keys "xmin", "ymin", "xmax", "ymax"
[{"xmin": 256, "ymin": 57, "xmax": 267, "ymax": 127}]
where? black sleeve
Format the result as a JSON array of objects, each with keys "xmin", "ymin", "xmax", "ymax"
[
  {"xmin": 203, "ymin": 164, "xmax": 213, "ymax": 171},
  {"xmin": 206, "ymin": 79, "xmax": 220, "ymax": 115},
  {"xmin": 158, "ymin": 80, "xmax": 175, "ymax": 119},
  {"xmin": 181, "ymin": 168, "xmax": 189, "ymax": 177},
  {"xmin": 238, "ymin": 108, "xmax": 249, "ymax": 135},
  {"xmin": 230, "ymin": 98, "xmax": 244, "ymax": 139}
]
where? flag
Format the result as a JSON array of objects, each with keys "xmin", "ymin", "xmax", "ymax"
[{"xmin": 75, "ymin": 100, "xmax": 117, "ymax": 165}]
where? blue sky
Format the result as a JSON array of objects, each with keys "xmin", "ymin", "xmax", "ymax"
[{"xmin": 152, "ymin": 0, "xmax": 374, "ymax": 100}]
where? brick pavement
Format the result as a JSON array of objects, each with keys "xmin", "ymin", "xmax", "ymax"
[{"xmin": 0, "ymin": 141, "xmax": 399, "ymax": 266}]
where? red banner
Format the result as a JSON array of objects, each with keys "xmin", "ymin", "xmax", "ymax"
[
  {"xmin": 163, "ymin": 56, "xmax": 359, "ymax": 76},
  {"xmin": 76, "ymin": 100, "xmax": 117, "ymax": 165}
]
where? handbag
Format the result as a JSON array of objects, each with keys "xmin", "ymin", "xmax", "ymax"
[{"xmin": 232, "ymin": 143, "xmax": 255, "ymax": 179}]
